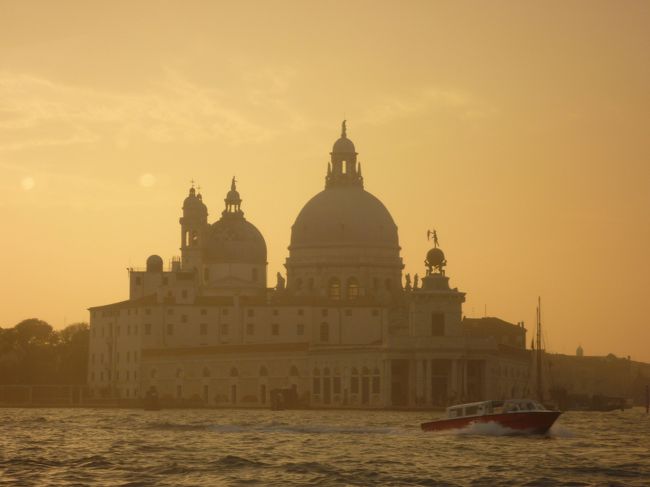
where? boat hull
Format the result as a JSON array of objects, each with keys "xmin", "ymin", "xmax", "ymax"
[{"xmin": 421, "ymin": 410, "xmax": 561, "ymax": 434}]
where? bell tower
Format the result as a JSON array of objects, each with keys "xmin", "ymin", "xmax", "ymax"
[{"xmin": 179, "ymin": 183, "xmax": 208, "ymax": 271}]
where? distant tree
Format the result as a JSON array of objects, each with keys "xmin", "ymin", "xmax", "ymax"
[
  {"xmin": 56, "ymin": 323, "xmax": 89, "ymax": 384},
  {"xmin": 0, "ymin": 319, "xmax": 89, "ymax": 385}
]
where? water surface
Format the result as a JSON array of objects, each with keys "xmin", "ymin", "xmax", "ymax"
[{"xmin": 1, "ymin": 407, "xmax": 649, "ymax": 486}]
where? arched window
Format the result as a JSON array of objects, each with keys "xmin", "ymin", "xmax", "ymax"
[
  {"xmin": 191, "ymin": 230, "xmax": 198, "ymax": 246},
  {"xmin": 259, "ymin": 366, "xmax": 268, "ymax": 377},
  {"xmin": 328, "ymin": 278, "xmax": 341, "ymax": 300},
  {"xmin": 230, "ymin": 367, "xmax": 239, "ymax": 377},
  {"xmin": 323, "ymin": 367, "xmax": 330, "ymax": 377},
  {"xmin": 347, "ymin": 277, "xmax": 359, "ymax": 300},
  {"xmin": 295, "ymin": 278, "xmax": 303, "ymax": 291},
  {"xmin": 320, "ymin": 323, "xmax": 330, "ymax": 342},
  {"xmin": 290, "ymin": 366, "xmax": 299, "ymax": 377},
  {"xmin": 362, "ymin": 366, "xmax": 370, "ymax": 376}
]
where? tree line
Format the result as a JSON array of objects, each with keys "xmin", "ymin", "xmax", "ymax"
[{"xmin": 0, "ymin": 318, "xmax": 88, "ymax": 385}]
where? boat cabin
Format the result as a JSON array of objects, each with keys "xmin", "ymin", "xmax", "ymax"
[{"xmin": 446, "ymin": 399, "xmax": 547, "ymax": 419}]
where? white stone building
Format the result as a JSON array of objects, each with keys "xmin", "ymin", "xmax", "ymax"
[{"xmin": 87, "ymin": 123, "xmax": 530, "ymax": 408}]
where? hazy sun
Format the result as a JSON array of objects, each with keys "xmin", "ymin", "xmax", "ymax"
[
  {"xmin": 139, "ymin": 173, "xmax": 156, "ymax": 188},
  {"xmin": 21, "ymin": 177, "xmax": 35, "ymax": 191}
]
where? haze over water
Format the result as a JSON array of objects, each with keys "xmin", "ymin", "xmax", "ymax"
[{"xmin": 2, "ymin": 408, "xmax": 649, "ymax": 486}]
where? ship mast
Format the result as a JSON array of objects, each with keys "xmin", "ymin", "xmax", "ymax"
[{"xmin": 536, "ymin": 296, "xmax": 543, "ymax": 402}]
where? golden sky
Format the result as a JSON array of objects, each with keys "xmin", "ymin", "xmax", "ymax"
[{"xmin": 1, "ymin": 1, "xmax": 649, "ymax": 360}]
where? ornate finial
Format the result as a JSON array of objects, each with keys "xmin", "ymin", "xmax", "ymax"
[
  {"xmin": 341, "ymin": 119, "xmax": 347, "ymax": 138},
  {"xmin": 231, "ymin": 176, "xmax": 237, "ymax": 191},
  {"xmin": 190, "ymin": 179, "xmax": 195, "ymax": 188},
  {"xmin": 427, "ymin": 229, "xmax": 439, "ymax": 248}
]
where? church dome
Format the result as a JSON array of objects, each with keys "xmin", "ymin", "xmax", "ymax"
[
  {"xmin": 204, "ymin": 218, "xmax": 267, "ymax": 263},
  {"xmin": 203, "ymin": 178, "xmax": 266, "ymax": 264},
  {"xmin": 426, "ymin": 247, "xmax": 445, "ymax": 267},
  {"xmin": 290, "ymin": 186, "xmax": 398, "ymax": 249}
]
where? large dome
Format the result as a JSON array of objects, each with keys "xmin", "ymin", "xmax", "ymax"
[
  {"xmin": 204, "ymin": 217, "xmax": 267, "ymax": 263},
  {"xmin": 290, "ymin": 186, "xmax": 399, "ymax": 249}
]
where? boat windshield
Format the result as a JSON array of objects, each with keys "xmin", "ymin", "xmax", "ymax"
[{"xmin": 503, "ymin": 400, "xmax": 546, "ymax": 412}]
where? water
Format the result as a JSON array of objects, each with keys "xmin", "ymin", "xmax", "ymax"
[{"xmin": 1, "ymin": 408, "xmax": 649, "ymax": 486}]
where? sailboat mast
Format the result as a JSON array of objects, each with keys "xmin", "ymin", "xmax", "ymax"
[{"xmin": 536, "ymin": 296, "xmax": 543, "ymax": 402}]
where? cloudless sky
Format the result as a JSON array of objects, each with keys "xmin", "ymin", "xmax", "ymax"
[{"xmin": 1, "ymin": 0, "xmax": 649, "ymax": 360}]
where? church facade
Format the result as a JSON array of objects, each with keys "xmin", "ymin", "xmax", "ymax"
[{"xmin": 87, "ymin": 123, "xmax": 531, "ymax": 408}]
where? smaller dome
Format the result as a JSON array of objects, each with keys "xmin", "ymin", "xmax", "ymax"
[
  {"xmin": 146, "ymin": 255, "xmax": 163, "ymax": 272},
  {"xmin": 331, "ymin": 120, "xmax": 356, "ymax": 154},
  {"xmin": 332, "ymin": 136, "xmax": 356, "ymax": 154},
  {"xmin": 426, "ymin": 247, "xmax": 446, "ymax": 267}
]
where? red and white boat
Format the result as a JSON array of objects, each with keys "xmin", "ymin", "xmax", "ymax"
[{"xmin": 421, "ymin": 399, "xmax": 561, "ymax": 434}]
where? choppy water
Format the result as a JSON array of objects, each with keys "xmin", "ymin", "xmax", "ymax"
[{"xmin": 1, "ymin": 407, "xmax": 649, "ymax": 486}]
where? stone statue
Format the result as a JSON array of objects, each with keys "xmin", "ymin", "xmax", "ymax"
[
  {"xmin": 404, "ymin": 273, "xmax": 412, "ymax": 291},
  {"xmin": 413, "ymin": 273, "xmax": 419, "ymax": 290},
  {"xmin": 276, "ymin": 272, "xmax": 285, "ymax": 291}
]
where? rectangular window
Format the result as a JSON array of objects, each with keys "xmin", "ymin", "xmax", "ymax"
[
  {"xmin": 321, "ymin": 309, "xmax": 328, "ymax": 317},
  {"xmin": 116, "ymin": 353, "xmax": 120, "ymax": 363},
  {"xmin": 167, "ymin": 308, "xmax": 174, "ymax": 315},
  {"xmin": 351, "ymin": 377, "xmax": 359, "ymax": 394},
  {"xmin": 297, "ymin": 309, "xmax": 304, "ymax": 316},
  {"xmin": 181, "ymin": 290, "xmax": 188, "ymax": 299},
  {"xmin": 167, "ymin": 323, "xmax": 174, "ymax": 335},
  {"xmin": 91, "ymin": 371, "xmax": 95, "ymax": 381},
  {"xmin": 91, "ymin": 353, "xmax": 95, "ymax": 364},
  {"xmin": 126, "ymin": 370, "xmax": 130, "ymax": 380},
  {"xmin": 297, "ymin": 324, "xmax": 304, "ymax": 336},
  {"xmin": 204, "ymin": 268, "xmax": 210, "ymax": 281},
  {"xmin": 135, "ymin": 276, "xmax": 141, "ymax": 285},
  {"xmin": 271, "ymin": 323, "xmax": 279, "ymax": 336},
  {"xmin": 320, "ymin": 323, "xmax": 329, "ymax": 342},
  {"xmin": 272, "ymin": 309, "xmax": 279, "ymax": 316},
  {"xmin": 221, "ymin": 323, "xmax": 229, "ymax": 335},
  {"xmin": 100, "ymin": 353, "xmax": 104, "ymax": 364},
  {"xmin": 181, "ymin": 314, "xmax": 188, "ymax": 323},
  {"xmin": 313, "ymin": 378, "xmax": 321, "ymax": 395},
  {"xmin": 134, "ymin": 351, "xmax": 138, "ymax": 363},
  {"xmin": 134, "ymin": 324, "xmax": 138, "ymax": 335},
  {"xmin": 201, "ymin": 309, "xmax": 207, "ymax": 316},
  {"xmin": 246, "ymin": 323, "xmax": 254, "ymax": 335},
  {"xmin": 145, "ymin": 323, "xmax": 151, "ymax": 335},
  {"xmin": 126, "ymin": 351, "xmax": 130, "ymax": 363},
  {"xmin": 431, "ymin": 313, "xmax": 445, "ymax": 336},
  {"xmin": 247, "ymin": 309, "xmax": 255, "ymax": 317},
  {"xmin": 345, "ymin": 309, "xmax": 352, "ymax": 316},
  {"xmin": 333, "ymin": 377, "xmax": 341, "ymax": 394},
  {"xmin": 176, "ymin": 385, "xmax": 182, "ymax": 398},
  {"xmin": 372, "ymin": 309, "xmax": 379, "ymax": 317},
  {"xmin": 200, "ymin": 323, "xmax": 207, "ymax": 335},
  {"xmin": 222, "ymin": 308, "xmax": 229, "ymax": 316},
  {"xmin": 145, "ymin": 308, "xmax": 151, "ymax": 315},
  {"xmin": 116, "ymin": 325, "xmax": 120, "ymax": 336},
  {"xmin": 163, "ymin": 277, "xmax": 168, "ymax": 285}
]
